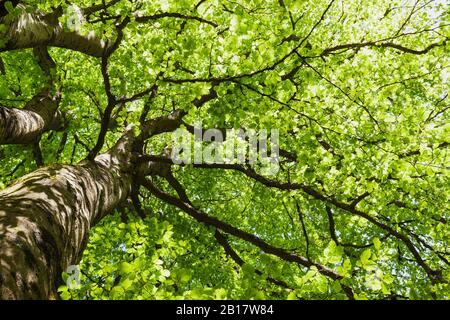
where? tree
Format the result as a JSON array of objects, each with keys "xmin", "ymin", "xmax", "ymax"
[{"xmin": 0, "ymin": 0, "xmax": 449, "ymax": 300}]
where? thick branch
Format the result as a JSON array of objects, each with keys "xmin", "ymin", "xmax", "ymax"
[
  {"xmin": 144, "ymin": 156, "xmax": 442, "ymax": 283},
  {"xmin": 142, "ymin": 178, "xmax": 355, "ymax": 299},
  {"xmin": 135, "ymin": 12, "xmax": 218, "ymax": 28},
  {"xmin": 321, "ymin": 40, "xmax": 447, "ymax": 57},
  {"xmin": 0, "ymin": 92, "xmax": 61, "ymax": 144},
  {"xmin": 1, "ymin": 7, "xmax": 108, "ymax": 57}
]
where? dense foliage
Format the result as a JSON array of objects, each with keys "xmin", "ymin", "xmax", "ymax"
[{"xmin": 0, "ymin": 0, "xmax": 449, "ymax": 300}]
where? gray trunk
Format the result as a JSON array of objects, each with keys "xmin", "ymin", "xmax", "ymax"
[{"xmin": 0, "ymin": 134, "xmax": 133, "ymax": 299}]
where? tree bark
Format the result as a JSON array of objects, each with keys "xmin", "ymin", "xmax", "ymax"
[
  {"xmin": 0, "ymin": 91, "xmax": 61, "ymax": 145},
  {"xmin": 0, "ymin": 134, "xmax": 133, "ymax": 299}
]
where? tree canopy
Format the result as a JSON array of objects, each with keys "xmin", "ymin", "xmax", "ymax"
[{"xmin": 0, "ymin": 0, "xmax": 449, "ymax": 300}]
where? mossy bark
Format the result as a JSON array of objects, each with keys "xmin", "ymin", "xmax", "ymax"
[{"xmin": 0, "ymin": 135, "xmax": 133, "ymax": 299}]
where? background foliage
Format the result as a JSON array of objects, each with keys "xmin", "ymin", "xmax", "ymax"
[{"xmin": 1, "ymin": 0, "xmax": 449, "ymax": 299}]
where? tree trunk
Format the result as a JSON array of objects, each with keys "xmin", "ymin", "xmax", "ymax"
[{"xmin": 0, "ymin": 134, "xmax": 133, "ymax": 299}]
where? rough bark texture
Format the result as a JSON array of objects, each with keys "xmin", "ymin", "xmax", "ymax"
[
  {"xmin": 0, "ymin": 134, "xmax": 133, "ymax": 299},
  {"xmin": 0, "ymin": 91, "xmax": 61, "ymax": 144},
  {"xmin": 1, "ymin": 7, "xmax": 107, "ymax": 57}
]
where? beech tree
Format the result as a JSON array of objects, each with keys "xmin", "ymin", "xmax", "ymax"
[{"xmin": 0, "ymin": 0, "xmax": 449, "ymax": 300}]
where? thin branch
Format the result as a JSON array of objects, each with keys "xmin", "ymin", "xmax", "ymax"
[
  {"xmin": 295, "ymin": 200, "xmax": 310, "ymax": 259},
  {"xmin": 135, "ymin": 12, "xmax": 218, "ymax": 28},
  {"xmin": 301, "ymin": 58, "xmax": 381, "ymax": 130},
  {"xmin": 425, "ymin": 93, "xmax": 449, "ymax": 123},
  {"xmin": 5, "ymin": 158, "xmax": 26, "ymax": 177},
  {"xmin": 32, "ymin": 141, "xmax": 44, "ymax": 167},
  {"xmin": 88, "ymin": 18, "xmax": 129, "ymax": 159},
  {"xmin": 82, "ymin": 0, "xmax": 122, "ymax": 16},
  {"xmin": 295, "ymin": 0, "xmax": 335, "ymax": 50},
  {"xmin": 214, "ymin": 230, "xmax": 292, "ymax": 289},
  {"xmin": 326, "ymin": 207, "xmax": 382, "ymax": 249}
]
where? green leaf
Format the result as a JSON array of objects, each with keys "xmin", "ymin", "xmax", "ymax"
[
  {"xmin": 4, "ymin": 1, "xmax": 14, "ymax": 14},
  {"xmin": 119, "ymin": 262, "xmax": 133, "ymax": 274},
  {"xmin": 360, "ymin": 249, "xmax": 372, "ymax": 265},
  {"xmin": 373, "ymin": 238, "xmax": 381, "ymax": 251},
  {"xmin": 287, "ymin": 291, "xmax": 298, "ymax": 300}
]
